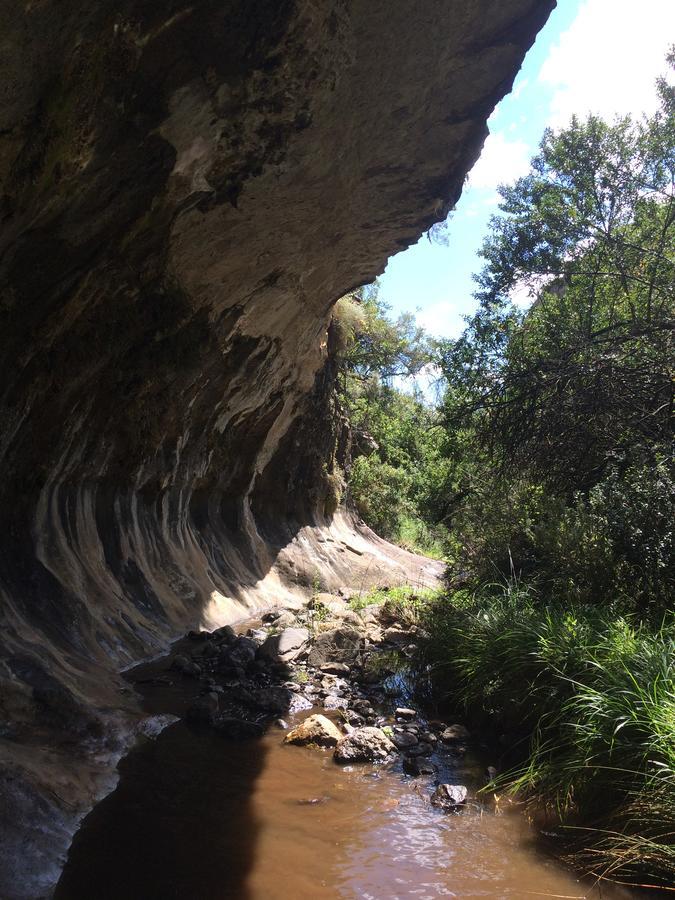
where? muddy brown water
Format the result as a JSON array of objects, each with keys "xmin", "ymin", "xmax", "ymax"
[{"xmin": 56, "ymin": 635, "xmax": 629, "ymax": 900}]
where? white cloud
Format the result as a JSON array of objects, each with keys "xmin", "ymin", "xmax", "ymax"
[
  {"xmin": 467, "ymin": 132, "xmax": 531, "ymax": 192},
  {"xmin": 416, "ymin": 299, "xmax": 472, "ymax": 339},
  {"xmin": 540, "ymin": 0, "xmax": 675, "ymax": 128},
  {"xmin": 512, "ymin": 77, "xmax": 529, "ymax": 101}
]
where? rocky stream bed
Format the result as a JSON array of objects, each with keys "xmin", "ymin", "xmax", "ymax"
[{"xmin": 54, "ymin": 594, "xmax": 627, "ymax": 899}]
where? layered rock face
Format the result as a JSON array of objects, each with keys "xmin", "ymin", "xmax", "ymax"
[{"xmin": 0, "ymin": 0, "xmax": 554, "ymax": 895}]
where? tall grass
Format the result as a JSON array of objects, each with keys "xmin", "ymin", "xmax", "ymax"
[{"xmin": 418, "ymin": 586, "xmax": 675, "ymax": 887}]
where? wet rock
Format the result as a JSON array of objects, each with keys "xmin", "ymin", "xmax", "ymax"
[
  {"xmin": 391, "ymin": 731, "xmax": 418, "ymax": 750},
  {"xmin": 334, "ymin": 726, "xmax": 395, "ymax": 763},
  {"xmin": 419, "ymin": 731, "xmax": 437, "ymax": 744},
  {"xmin": 171, "ymin": 655, "xmax": 202, "ymax": 678},
  {"xmin": 307, "ymin": 626, "xmax": 363, "ymax": 668},
  {"xmin": 403, "ymin": 757, "xmax": 435, "ymax": 777},
  {"xmin": 431, "ymin": 784, "xmax": 468, "ymax": 810},
  {"xmin": 395, "ymin": 707, "xmax": 417, "ymax": 720},
  {"xmin": 285, "ymin": 714, "xmax": 343, "ymax": 748},
  {"xmin": 187, "ymin": 630, "xmax": 210, "ymax": 641},
  {"xmin": 319, "ymin": 662, "xmax": 350, "ymax": 676},
  {"xmin": 258, "ymin": 627, "xmax": 310, "ymax": 664},
  {"xmin": 440, "ymin": 724, "xmax": 471, "ymax": 743}
]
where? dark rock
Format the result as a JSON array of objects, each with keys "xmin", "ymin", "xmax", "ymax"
[
  {"xmin": 404, "ymin": 741, "xmax": 433, "ymax": 757},
  {"xmin": 212, "ymin": 625, "xmax": 237, "ymax": 645},
  {"xmin": 440, "ymin": 724, "xmax": 471, "ymax": 743},
  {"xmin": 248, "ymin": 686, "xmax": 292, "ymax": 715},
  {"xmin": 403, "ymin": 758, "xmax": 435, "ymax": 777},
  {"xmin": 187, "ymin": 630, "xmax": 210, "ymax": 641},
  {"xmin": 391, "ymin": 731, "xmax": 418, "ymax": 750},
  {"xmin": 431, "ymin": 784, "xmax": 468, "ymax": 810},
  {"xmin": 229, "ymin": 637, "xmax": 259, "ymax": 668}
]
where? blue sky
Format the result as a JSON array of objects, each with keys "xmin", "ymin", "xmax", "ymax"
[{"xmin": 379, "ymin": 0, "xmax": 675, "ymax": 339}]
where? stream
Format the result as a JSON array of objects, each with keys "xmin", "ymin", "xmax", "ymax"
[{"xmin": 55, "ymin": 607, "xmax": 628, "ymax": 900}]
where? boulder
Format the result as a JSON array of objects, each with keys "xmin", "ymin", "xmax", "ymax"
[
  {"xmin": 439, "ymin": 724, "xmax": 471, "ymax": 743},
  {"xmin": 307, "ymin": 626, "xmax": 363, "ymax": 668},
  {"xmin": 258, "ymin": 627, "xmax": 310, "ymax": 664},
  {"xmin": 391, "ymin": 731, "xmax": 418, "ymax": 750},
  {"xmin": 285, "ymin": 714, "xmax": 343, "ymax": 748},
  {"xmin": 431, "ymin": 784, "xmax": 468, "ymax": 810},
  {"xmin": 395, "ymin": 707, "xmax": 417, "ymax": 720},
  {"xmin": 334, "ymin": 726, "xmax": 395, "ymax": 763},
  {"xmin": 320, "ymin": 662, "xmax": 351, "ymax": 676}
]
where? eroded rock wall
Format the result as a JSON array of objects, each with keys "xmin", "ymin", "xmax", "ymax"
[{"xmin": 0, "ymin": 0, "xmax": 554, "ymax": 894}]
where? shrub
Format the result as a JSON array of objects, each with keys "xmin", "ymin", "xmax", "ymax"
[{"xmin": 418, "ymin": 588, "xmax": 675, "ymax": 886}]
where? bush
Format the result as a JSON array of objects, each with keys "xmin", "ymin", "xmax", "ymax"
[
  {"xmin": 418, "ymin": 588, "xmax": 675, "ymax": 886},
  {"xmin": 348, "ymin": 455, "xmax": 412, "ymax": 539}
]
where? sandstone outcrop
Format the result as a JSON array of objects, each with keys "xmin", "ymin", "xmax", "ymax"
[{"xmin": 0, "ymin": 1, "xmax": 554, "ymax": 894}]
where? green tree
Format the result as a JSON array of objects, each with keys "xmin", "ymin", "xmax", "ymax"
[{"xmin": 440, "ymin": 75, "xmax": 674, "ymax": 492}]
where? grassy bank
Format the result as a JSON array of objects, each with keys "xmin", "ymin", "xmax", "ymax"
[{"xmin": 417, "ymin": 586, "xmax": 675, "ymax": 888}]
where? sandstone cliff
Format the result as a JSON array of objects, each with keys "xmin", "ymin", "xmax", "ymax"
[{"xmin": 0, "ymin": 1, "xmax": 554, "ymax": 895}]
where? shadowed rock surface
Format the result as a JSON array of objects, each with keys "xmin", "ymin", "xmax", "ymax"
[{"xmin": 0, "ymin": 1, "xmax": 554, "ymax": 895}]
